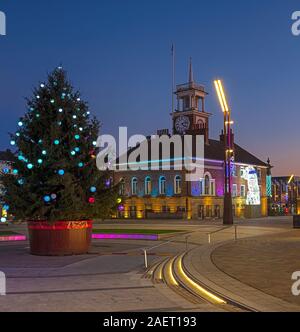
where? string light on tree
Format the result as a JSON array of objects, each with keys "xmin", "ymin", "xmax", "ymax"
[{"xmin": 90, "ymin": 186, "xmax": 97, "ymax": 193}]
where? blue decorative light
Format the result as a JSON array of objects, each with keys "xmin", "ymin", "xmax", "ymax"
[
  {"xmin": 79, "ymin": 127, "xmax": 83, "ymax": 131},
  {"xmin": 10, "ymin": 140, "xmax": 16, "ymax": 146},
  {"xmin": 50, "ymin": 99, "xmax": 55, "ymax": 104},
  {"xmin": 90, "ymin": 186, "xmax": 97, "ymax": 193},
  {"xmin": 2, "ymin": 168, "xmax": 9, "ymax": 174},
  {"xmin": 58, "ymin": 121, "xmax": 62, "ymax": 126},
  {"xmin": 77, "ymin": 98, "xmax": 81, "ymax": 102},
  {"xmin": 92, "ymin": 141, "xmax": 97, "ymax": 147},
  {"xmin": 75, "ymin": 147, "xmax": 80, "ymax": 152},
  {"xmin": 43, "ymin": 195, "xmax": 51, "ymax": 203},
  {"xmin": 18, "ymin": 121, "xmax": 23, "ymax": 127},
  {"xmin": 36, "ymin": 95, "xmax": 40, "ymax": 99},
  {"xmin": 12, "ymin": 169, "xmax": 18, "ymax": 175},
  {"xmin": 71, "ymin": 151, "xmax": 76, "ymax": 156},
  {"xmin": 78, "ymin": 162, "xmax": 84, "ymax": 168},
  {"xmin": 51, "ymin": 194, "xmax": 57, "ymax": 200},
  {"xmin": 38, "ymin": 139, "xmax": 43, "ymax": 144},
  {"xmin": 54, "ymin": 140, "xmax": 60, "ymax": 145},
  {"xmin": 58, "ymin": 169, "xmax": 65, "ymax": 176},
  {"xmin": 16, "ymin": 132, "xmax": 20, "ymax": 137},
  {"xmin": 18, "ymin": 179, "xmax": 24, "ymax": 185},
  {"xmin": 40, "ymin": 83, "xmax": 45, "ymax": 88},
  {"xmin": 27, "ymin": 163, "xmax": 33, "ymax": 170},
  {"xmin": 36, "ymin": 114, "xmax": 40, "ymax": 118},
  {"xmin": 73, "ymin": 115, "xmax": 77, "ymax": 119},
  {"xmin": 58, "ymin": 108, "xmax": 63, "ymax": 113},
  {"xmin": 1, "ymin": 217, "xmax": 7, "ymax": 223},
  {"xmin": 74, "ymin": 135, "xmax": 80, "ymax": 140},
  {"xmin": 18, "ymin": 155, "xmax": 24, "ymax": 161},
  {"xmin": 42, "ymin": 150, "xmax": 47, "ymax": 155},
  {"xmin": 37, "ymin": 159, "xmax": 43, "ymax": 164},
  {"xmin": 3, "ymin": 204, "xmax": 9, "ymax": 211},
  {"xmin": 86, "ymin": 111, "xmax": 90, "ymax": 115}
]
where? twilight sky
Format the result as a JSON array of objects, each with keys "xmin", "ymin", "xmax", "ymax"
[{"xmin": 0, "ymin": 0, "xmax": 299, "ymax": 176}]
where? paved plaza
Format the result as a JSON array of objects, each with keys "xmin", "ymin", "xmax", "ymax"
[{"xmin": 0, "ymin": 217, "xmax": 299, "ymax": 312}]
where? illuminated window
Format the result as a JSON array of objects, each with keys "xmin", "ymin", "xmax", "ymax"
[
  {"xmin": 145, "ymin": 176, "xmax": 151, "ymax": 195},
  {"xmin": 174, "ymin": 175, "xmax": 182, "ymax": 194},
  {"xmin": 210, "ymin": 180, "xmax": 216, "ymax": 196},
  {"xmin": 159, "ymin": 176, "xmax": 166, "ymax": 195},
  {"xmin": 204, "ymin": 175, "xmax": 210, "ymax": 195},
  {"xmin": 131, "ymin": 177, "xmax": 138, "ymax": 196},
  {"xmin": 199, "ymin": 179, "xmax": 204, "ymax": 196},
  {"xmin": 232, "ymin": 184, "xmax": 237, "ymax": 197},
  {"xmin": 241, "ymin": 185, "xmax": 246, "ymax": 197},
  {"xmin": 119, "ymin": 178, "xmax": 125, "ymax": 196}
]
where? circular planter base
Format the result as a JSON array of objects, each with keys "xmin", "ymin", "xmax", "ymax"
[{"xmin": 27, "ymin": 220, "xmax": 93, "ymax": 256}]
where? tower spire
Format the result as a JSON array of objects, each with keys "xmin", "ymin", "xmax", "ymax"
[{"xmin": 189, "ymin": 57, "xmax": 194, "ymax": 83}]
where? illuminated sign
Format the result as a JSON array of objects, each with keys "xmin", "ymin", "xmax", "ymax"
[{"xmin": 241, "ymin": 166, "xmax": 261, "ymax": 206}]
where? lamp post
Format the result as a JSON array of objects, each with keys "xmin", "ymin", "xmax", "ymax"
[{"xmin": 214, "ymin": 80, "xmax": 234, "ymax": 225}]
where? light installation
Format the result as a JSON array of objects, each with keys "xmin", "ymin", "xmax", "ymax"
[{"xmin": 241, "ymin": 166, "xmax": 261, "ymax": 205}]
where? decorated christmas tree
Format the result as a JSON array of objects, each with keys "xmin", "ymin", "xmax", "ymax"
[{"xmin": 0, "ymin": 67, "xmax": 118, "ymax": 222}]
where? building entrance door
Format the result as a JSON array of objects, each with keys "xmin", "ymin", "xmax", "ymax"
[
  {"xmin": 129, "ymin": 206, "xmax": 137, "ymax": 219},
  {"xmin": 198, "ymin": 205, "xmax": 204, "ymax": 220}
]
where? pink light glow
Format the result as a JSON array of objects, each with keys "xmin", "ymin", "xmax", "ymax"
[
  {"xmin": 92, "ymin": 233, "xmax": 158, "ymax": 241},
  {"xmin": 0, "ymin": 235, "xmax": 26, "ymax": 242}
]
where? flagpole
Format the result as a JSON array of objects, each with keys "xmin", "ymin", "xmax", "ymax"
[{"xmin": 172, "ymin": 43, "xmax": 175, "ymax": 114}]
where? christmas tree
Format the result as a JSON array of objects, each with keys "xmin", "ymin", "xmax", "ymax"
[{"xmin": 0, "ymin": 67, "xmax": 118, "ymax": 222}]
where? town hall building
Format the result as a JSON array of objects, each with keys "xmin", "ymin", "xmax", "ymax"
[{"xmin": 113, "ymin": 63, "xmax": 269, "ymax": 220}]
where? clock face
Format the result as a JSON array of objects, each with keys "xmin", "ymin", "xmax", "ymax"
[{"xmin": 175, "ymin": 116, "xmax": 190, "ymax": 134}]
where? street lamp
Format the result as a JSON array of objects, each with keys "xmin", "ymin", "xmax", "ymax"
[{"xmin": 214, "ymin": 79, "xmax": 234, "ymax": 225}]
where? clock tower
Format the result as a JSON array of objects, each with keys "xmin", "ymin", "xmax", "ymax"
[{"xmin": 172, "ymin": 59, "xmax": 211, "ymax": 144}]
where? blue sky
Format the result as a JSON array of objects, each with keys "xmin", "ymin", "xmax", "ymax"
[{"xmin": 0, "ymin": 0, "xmax": 299, "ymax": 175}]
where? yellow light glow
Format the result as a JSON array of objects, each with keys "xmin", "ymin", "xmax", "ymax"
[
  {"xmin": 177, "ymin": 255, "xmax": 226, "ymax": 305},
  {"xmin": 166, "ymin": 257, "xmax": 178, "ymax": 286},
  {"xmin": 214, "ymin": 80, "xmax": 226, "ymax": 113},
  {"xmin": 288, "ymin": 175, "xmax": 294, "ymax": 184},
  {"xmin": 217, "ymin": 80, "xmax": 229, "ymax": 113}
]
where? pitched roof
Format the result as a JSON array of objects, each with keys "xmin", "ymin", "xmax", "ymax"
[
  {"xmin": 206, "ymin": 139, "xmax": 268, "ymax": 167},
  {"xmin": 115, "ymin": 137, "xmax": 268, "ymax": 168}
]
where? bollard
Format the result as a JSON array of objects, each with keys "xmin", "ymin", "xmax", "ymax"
[
  {"xmin": 234, "ymin": 225, "xmax": 238, "ymax": 241},
  {"xmin": 0, "ymin": 271, "xmax": 6, "ymax": 296},
  {"xmin": 143, "ymin": 250, "xmax": 148, "ymax": 269}
]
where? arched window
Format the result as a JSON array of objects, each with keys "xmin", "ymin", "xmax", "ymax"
[
  {"xmin": 145, "ymin": 176, "xmax": 152, "ymax": 195},
  {"xmin": 131, "ymin": 177, "xmax": 138, "ymax": 196},
  {"xmin": 174, "ymin": 175, "xmax": 182, "ymax": 195},
  {"xmin": 204, "ymin": 175, "xmax": 210, "ymax": 195},
  {"xmin": 159, "ymin": 176, "xmax": 166, "ymax": 195},
  {"xmin": 119, "ymin": 178, "xmax": 125, "ymax": 196}
]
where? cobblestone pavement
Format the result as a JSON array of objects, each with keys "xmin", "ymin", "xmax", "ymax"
[{"xmin": 212, "ymin": 230, "xmax": 300, "ymax": 307}]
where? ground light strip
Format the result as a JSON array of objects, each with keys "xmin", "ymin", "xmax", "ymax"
[
  {"xmin": 177, "ymin": 255, "xmax": 226, "ymax": 305},
  {"xmin": 0, "ymin": 235, "xmax": 26, "ymax": 242},
  {"xmin": 166, "ymin": 257, "xmax": 179, "ymax": 286}
]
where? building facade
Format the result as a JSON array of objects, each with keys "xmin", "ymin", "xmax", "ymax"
[
  {"xmin": 271, "ymin": 176, "xmax": 300, "ymax": 215},
  {"xmin": 113, "ymin": 64, "xmax": 269, "ymax": 220},
  {"xmin": 0, "ymin": 150, "xmax": 15, "ymax": 221}
]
